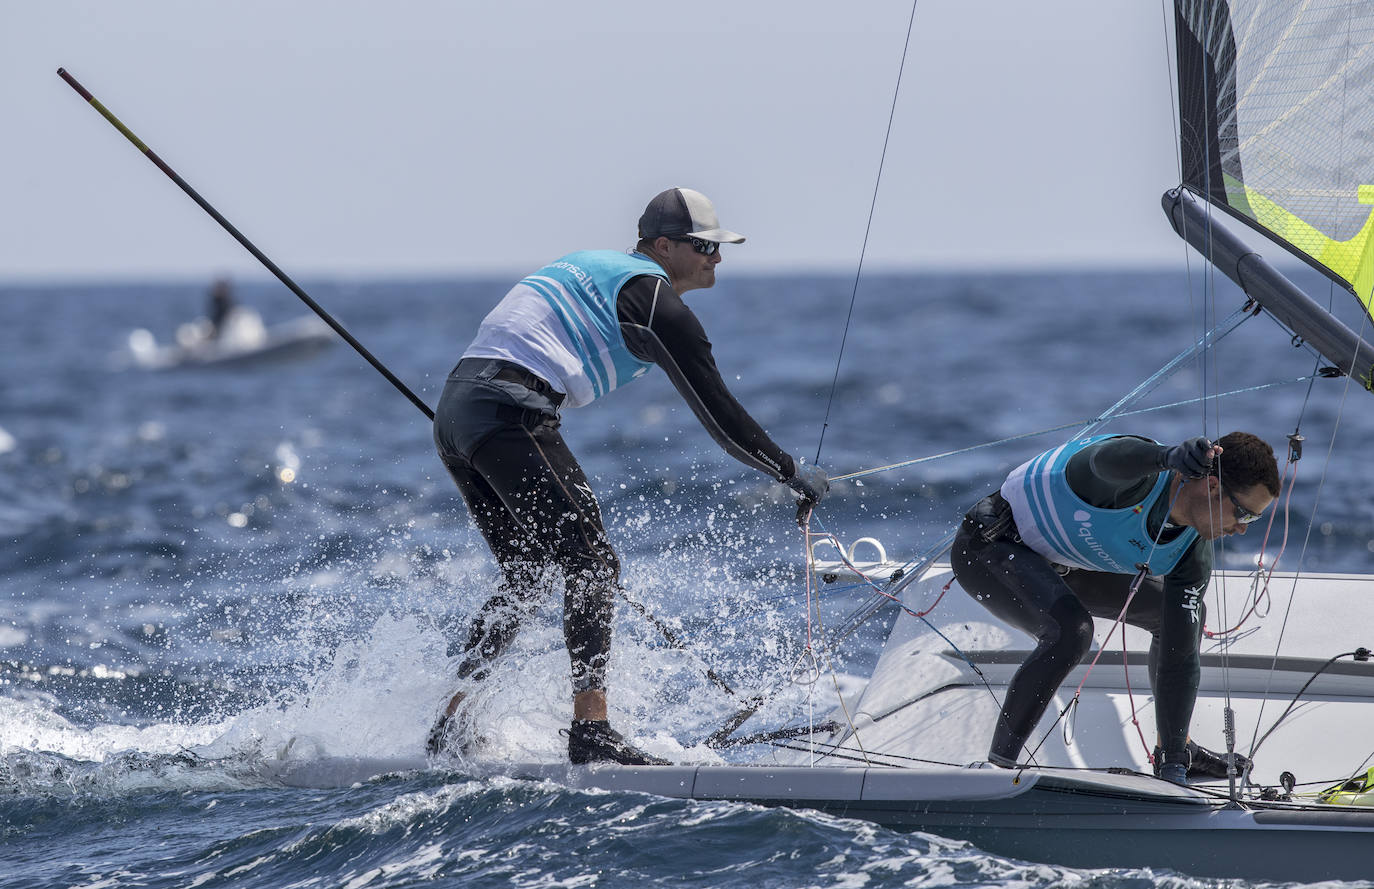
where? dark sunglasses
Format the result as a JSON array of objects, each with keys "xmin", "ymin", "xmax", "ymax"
[
  {"xmin": 1222, "ymin": 486, "xmax": 1264, "ymax": 524},
  {"xmin": 673, "ymin": 236, "xmax": 720, "ymax": 256}
]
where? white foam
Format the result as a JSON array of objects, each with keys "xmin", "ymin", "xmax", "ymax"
[
  {"xmin": 2, "ymin": 536, "xmax": 856, "ymax": 796},
  {"xmin": 0, "ymin": 696, "xmax": 222, "ymax": 762},
  {"xmin": 200, "ymin": 613, "xmax": 453, "ymax": 762}
]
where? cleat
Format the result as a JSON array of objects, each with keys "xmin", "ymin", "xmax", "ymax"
[{"xmin": 566, "ymin": 719, "xmax": 670, "ymax": 766}]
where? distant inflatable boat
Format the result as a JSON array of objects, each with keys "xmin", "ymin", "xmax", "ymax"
[{"xmin": 125, "ymin": 308, "xmax": 334, "ymax": 370}]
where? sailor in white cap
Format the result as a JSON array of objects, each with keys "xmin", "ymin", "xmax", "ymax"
[{"xmin": 429, "ymin": 187, "xmax": 828, "ymax": 765}]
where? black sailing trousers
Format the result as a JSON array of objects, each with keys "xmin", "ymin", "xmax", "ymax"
[
  {"xmin": 434, "ymin": 358, "xmax": 619, "ymax": 695},
  {"xmin": 950, "ymin": 493, "xmax": 1202, "ymax": 766}
]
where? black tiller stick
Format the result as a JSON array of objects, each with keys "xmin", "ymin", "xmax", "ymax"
[{"xmin": 57, "ymin": 67, "xmax": 435, "ymax": 420}]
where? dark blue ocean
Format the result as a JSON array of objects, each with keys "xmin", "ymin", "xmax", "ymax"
[{"xmin": 4, "ymin": 269, "xmax": 1374, "ymax": 888}]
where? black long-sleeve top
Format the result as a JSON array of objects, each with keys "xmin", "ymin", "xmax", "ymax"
[{"xmin": 616, "ymin": 274, "xmax": 796, "ymax": 482}]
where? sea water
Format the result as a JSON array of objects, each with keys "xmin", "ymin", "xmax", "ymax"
[{"xmin": 3, "ymin": 270, "xmax": 1373, "ymax": 888}]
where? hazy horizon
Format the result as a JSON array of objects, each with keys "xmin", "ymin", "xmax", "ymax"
[{"xmin": 9, "ymin": 2, "xmax": 1200, "ymax": 282}]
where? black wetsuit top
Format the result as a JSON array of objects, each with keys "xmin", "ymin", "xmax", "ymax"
[{"xmin": 616, "ymin": 275, "xmax": 795, "ymax": 482}]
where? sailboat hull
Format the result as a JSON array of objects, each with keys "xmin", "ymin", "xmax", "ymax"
[{"xmin": 268, "ymin": 756, "xmax": 1374, "ymax": 881}]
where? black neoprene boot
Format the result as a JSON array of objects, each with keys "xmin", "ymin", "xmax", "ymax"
[
  {"xmin": 1152, "ymin": 740, "xmax": 1249, "ymax": 781},
  {"xmin": 1185, "ymin": 740, "xmax": 1250, "ymax": 780},
  {"xmin": 567, "ymin": 719, "xmax": 670, "ymax": 765},
  {"xmin": 427, "ymin": 707, "xmax": 485, "ymax": 757},
  {"xmin": 426, "ymin": 711, "xmax": 454, "ymax": 756},
  {"xmin": 1152, "ymin": 745, "xmax": 1191, "ymax": 784}
]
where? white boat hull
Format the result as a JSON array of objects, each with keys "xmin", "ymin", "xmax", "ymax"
[
  {"xmin": 265, "ymin": 756, "xmax": 1374, "ymax": 881},
  {"xmin": 802, "ymin": 565, "xmax": 1374, "ymax": 790},
  {"xmin": 125, "ymin": 312, "xmax": 334, "ymax": 370}
]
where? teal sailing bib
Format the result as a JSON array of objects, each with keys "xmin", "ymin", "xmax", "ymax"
[
  {"xmin": 1000, "ymin": 435, "xmax": 1198, "ymax": 575},
  {"xmin": 519, "ymin": 251, "xmax": 665, "ymax": 402}
]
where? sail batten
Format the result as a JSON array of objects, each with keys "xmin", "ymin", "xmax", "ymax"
[{"xmin": 1175, "ymin": 0, "xmax": 1374, "ymax": 316}]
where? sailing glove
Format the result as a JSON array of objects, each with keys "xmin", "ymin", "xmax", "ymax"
[
  {"xmin": 1160, "ymin": 436, "xmax": 1214, "ymax": 479},
  {"xmin": 786, "ymin": 461, "xmax": 830, "ymax": 505}
]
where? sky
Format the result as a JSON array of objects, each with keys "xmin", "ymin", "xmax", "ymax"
[{"xmin": 2, "ymin": 1, "xmax": 1188, "ymax": 282}]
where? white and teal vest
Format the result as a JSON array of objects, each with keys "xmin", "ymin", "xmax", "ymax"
[
  {"xmin": 1000, "ymin": 435, "xmax": 1198, "ymax": 575},
  {"xmin": 462, "ymin": 251, "xmax": 667, "ymax": 408}
]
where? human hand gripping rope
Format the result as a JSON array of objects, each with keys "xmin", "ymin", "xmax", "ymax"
[
  {"xmin": 786, "ymin": 461, "xmax": 830, "ymax": 528},
  {"xmin": 1160, "ymin": 436, "xmax": 1218, "ymax": 478}
]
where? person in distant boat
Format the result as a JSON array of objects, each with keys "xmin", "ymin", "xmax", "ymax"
[
  {"xmin": 206, "ymin": 277, "xmax": 235, "ymax": 339},
  {"xmin": 951, "ymin": 431, "xmax": 1280, "ymax": 784},
  {"xmin": 428, "ymin": 187, "xmax": 829, "ymax": 765}
]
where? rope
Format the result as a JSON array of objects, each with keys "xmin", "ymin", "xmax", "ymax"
[
  {"xmin": 1245, "ymin": 313, "xmax": 1369, "ymax": 762},
  {"xmin": 831, "ymin": 376, "xmax": 1308, "ymax": 484},
  {"xmin": 831, "ymin": 313, "xmax": 1278, "ymax": 484},
  {"xmin": 1203, "ymin": 452, "xmax": 1300, "ymax": 640},
  {"xmin": 1204, "ymin": 370, "xmax": 1324, "ymax": 643},
  {"xmin": 813, "ymin": 0, "xmax": 920, "ymax": 465},
  {"xmin": 806, "ymin": 519, "xmax": 960, "ymax": 647},
  {"xmin": 1024, "ymin": 480, "xmax": 1188, "ymax": 766}
]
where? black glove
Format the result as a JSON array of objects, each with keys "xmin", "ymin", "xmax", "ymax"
[
  {"xmin": 785, "ymin": 461, "xmax": 829, "ymax": 505},
  {"xmin": 1161, "ymin": 436, "xmax": 1214, "ymax": 479}
]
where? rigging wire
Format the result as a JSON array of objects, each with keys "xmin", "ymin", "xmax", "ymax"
[
  {"xmin": 1204, "ymin": 451, "xmax": 1295, "ymax": 639},
  {"xmin": 808, "ymin": 564, "xmax": 873, "ymax": 764},
  {"xmin": 1243, "ymin": 2, "xmax": 1370, "ymax": 775},
  {"xmin": 1023, "ymin": 481, "xmax": 1188, "ymax": 768},
  {"xmin": 736, "ymin": 361, "xmax": 1319, "ymax": 753},
  {"xmin": 1158, "ymin": 0, "xmax": 1183, "ymax": 177},
  {"xmin": 1249, "ymin": 649, "xmax": 1374, "ymax": 762},
  {"xmin": 1245, "ymin": 308, "xmax": 1372, "ymax": 764},
  {"xmin": 834, "ymin": 376, "xmax": 1305, "ymax": 484},
  {"xmin": 812, "ymin": 0, "xmax": 920, "ymax": 466},
  {"xmin": 744, "ymin": 0, "xmax": 921, "ymax": 762}
]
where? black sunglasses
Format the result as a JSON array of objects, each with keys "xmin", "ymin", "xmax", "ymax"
[
  {"xmin": 1222, "ymin": 486, "xmax": 1264, "ymax": 524},
  {"xmin": 672, "ymin": 236, "xmax": 720, "ymax": 256}
]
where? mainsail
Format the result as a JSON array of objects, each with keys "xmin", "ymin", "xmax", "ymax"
[
  {"xmin": 1175, "ymin": 0, "xmax": 1374, "ymax": 309},
  {"xmin": 1167, "ymin": 0, "xmax": 1374, "ymax": 388}
]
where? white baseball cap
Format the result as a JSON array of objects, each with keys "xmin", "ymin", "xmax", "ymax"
[{"xmin": 637, "ymin": 187, "xmax": 746, "ymax": 243}]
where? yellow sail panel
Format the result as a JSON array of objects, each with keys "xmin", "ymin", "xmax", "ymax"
[
  {"xmin": 1176, "ymin": 0, "xmax": 1374, "ymax": 320},
  {"xmin": 1225, "ymin": 176, "xmax": 1374, "ymax": 315}
]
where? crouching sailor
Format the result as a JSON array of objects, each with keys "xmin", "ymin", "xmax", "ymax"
[
  {"xmin": 951, "ymin": 431, "xmax": 1279, "ymax": 784},
  {"xmin": 428, "ymin": 187, "xmax": 829, "ymax": 765}
]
